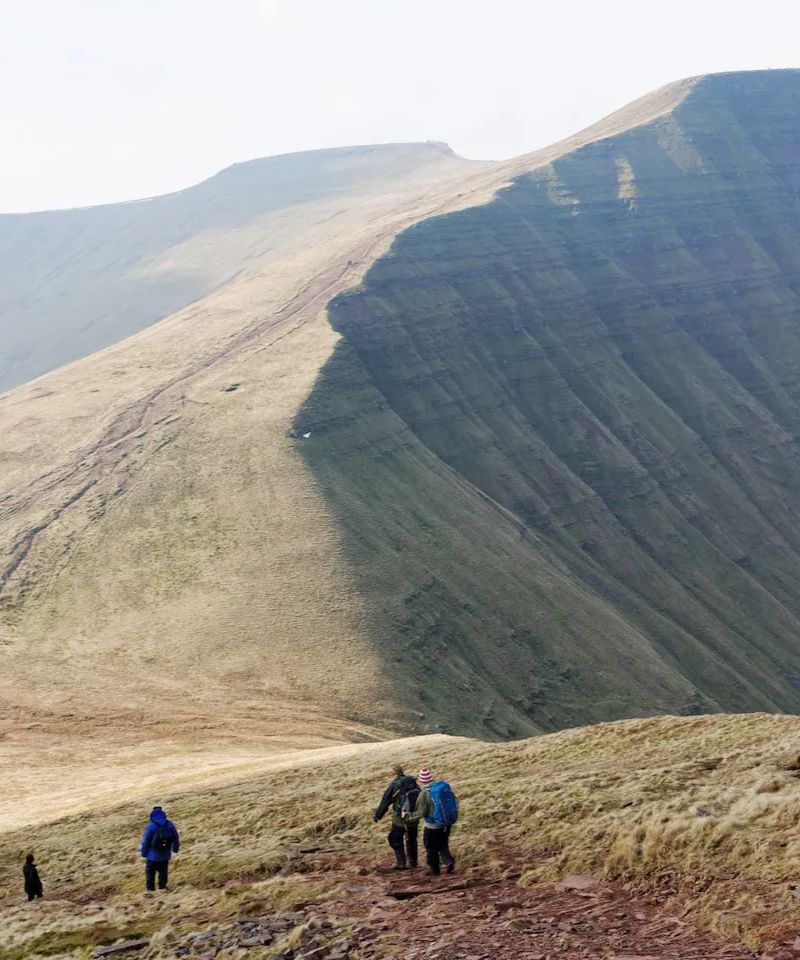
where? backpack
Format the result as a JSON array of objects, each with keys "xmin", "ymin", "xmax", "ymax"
[
  {"xmin": 151, "ymin": 822, "xmax": 174, "ymax": 854},
  {"xmin": 393, "ymin": 776, "xmax": 420, "ymax": 817},
  {"xmin": 427, "ymin": 781, "xmax": 459, "ymax": 827}
]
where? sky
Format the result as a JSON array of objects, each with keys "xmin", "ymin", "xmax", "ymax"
[{"xmin": 1, "ymin": 0, "xmax": 799, "ymax": 213}]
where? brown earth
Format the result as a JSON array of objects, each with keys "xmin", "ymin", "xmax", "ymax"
[
  {"xmin": 140, "ymin": 849, "xmax": 765, "ymax": 960},
  {"xmin": 303, "ymin": 856, "xmax": 760, "ymax": 960}
]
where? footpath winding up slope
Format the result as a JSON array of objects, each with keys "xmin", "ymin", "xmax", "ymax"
[{"xmin": 3, "ymin": 71, "xmax": 800, "ymax": 817}]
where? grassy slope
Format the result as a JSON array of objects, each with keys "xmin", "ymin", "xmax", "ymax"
[
  {"xmin": 299, "ymin": 69, "xmax": 800, "ymax": 733},
  {"xmin": 0, "ymin": 143, "xmax": 475, "ymax": 393},
  {"xmin": 4, "ymin": 71, "xmax": 800, "ymax": 833},
  {"xmin": 0, "ymin": 146, "xmax": 498, "ymax": 823},
  {"xmin": 0, "ymin": 73, "xmax": 697, "ymax": 793},
  {"xmin": 2, "ymin": 714, "xmax": 800, "ymax": 956}
]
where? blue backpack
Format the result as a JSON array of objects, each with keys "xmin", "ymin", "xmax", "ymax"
[{"xmin": 426, "ymin": 781, "xmax": 459, "ymax": 827}]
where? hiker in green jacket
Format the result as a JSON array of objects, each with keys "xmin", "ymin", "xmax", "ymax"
[
  {"xmin": 405, "ymin": 767, "xmax": 457, "ymax": 876},
  {"xmin": 373, "ymin": 765, "xmax": 420, "ymax": 869}
]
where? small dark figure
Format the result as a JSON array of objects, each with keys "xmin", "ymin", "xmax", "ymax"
[
  {"xmin": 23, "ymin": 853, "xmax": 43, "ymax": 901},
  {"xmin": 373, "ymin": 764, "xmax": 420, "ymax": 870},
  {"xmin": 140, "ymin": 805, "xmax": 180, "ymax": 891}
]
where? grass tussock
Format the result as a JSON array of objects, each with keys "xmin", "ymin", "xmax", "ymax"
[{"xmin": 2, "ymin": 713, "xmax": 800, "ymax": 956}]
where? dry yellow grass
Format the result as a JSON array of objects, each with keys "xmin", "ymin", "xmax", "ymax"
[{"xmin": 1, "ymin": 714, "xmax": 799, "ymax": 958}]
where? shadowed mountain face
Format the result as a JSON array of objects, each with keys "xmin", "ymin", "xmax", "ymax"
[
  {"xmin": 297, "ymin": 70, "xmax": 800, "ymax": 734},
  {"xmin": 0, "ymin": 141, "xmax": 469, "ymax": 393}
]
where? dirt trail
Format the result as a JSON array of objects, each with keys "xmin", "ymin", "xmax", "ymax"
[
  {"xmin": 159, "ymin": 850, "xmax": 760, "ymax": 960},
  {"xmin": 326, "ymin": 862, "xmax": 756, "ymax": 960},
  {"xmin": 365, "ymin": 873, "xmax": 756, "ymax": 960},
  {"xmin": 0, "ymin": 249, "xmax": 363, "ymax": 595}
]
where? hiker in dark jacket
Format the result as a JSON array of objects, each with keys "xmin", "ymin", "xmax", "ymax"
[
  {"xmin": 405, "ymin": 767, "xmax": 456, "ymax": 876},
  {"xmin": 140, "ymin": 806, "xmax": 180, "ymax": 891},
  {"xmin": 23, "ymin": 853, "xmax": 43, "ymax": 901},
  {"xmin": 373, "ymin": 764, "xmax": 420, "ymax": 869}
]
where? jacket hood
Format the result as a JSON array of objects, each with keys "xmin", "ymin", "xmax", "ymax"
[{"xmin": 149, "ymin": 806, "xmax": 168, "ymax": 825}]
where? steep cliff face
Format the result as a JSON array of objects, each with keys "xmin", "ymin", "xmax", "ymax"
[{"xmin": 299, "ymin": 70, "xmax": 800, "ymax": 734}]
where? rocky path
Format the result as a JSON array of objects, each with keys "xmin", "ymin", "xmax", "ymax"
[
  {"xmin": 340, "ymin": 868, "xmax": 757, "ymax": 960},
  {"xmin": 161, "ymin": 853, "xmax": 763, "ymax": 960}
]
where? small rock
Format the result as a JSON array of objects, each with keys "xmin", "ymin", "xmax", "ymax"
[
  {"xmin": 557, "ymin": 874, "xmax": 597, "ymax": 891},
  {"xmin": 93, "ymin": 942, "xmax": 150, "ymax": 959},
  {"xmin": 494, "ymin": 899, "xmax": 523, "ymax": 911}
]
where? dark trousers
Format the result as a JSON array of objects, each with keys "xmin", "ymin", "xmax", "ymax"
[
  {"xmin": 388, "ymin": 823, "xmax": 418, "ymax": 867},
  {"xmin": 423, "ymin": 826, "xmax": 454, "ymax": 874},
  {"xmin": 145, "ymin": 859, "xmax": 169, "ymax": 890}
]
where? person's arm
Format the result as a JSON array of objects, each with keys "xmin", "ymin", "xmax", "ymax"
[
  {"xmin": 405, "ymin": 789, "xmax": 429, "ymax": 824},
  {"xmin": 373, "ymin": 781, "xmax": 396, "ymax": 822},
  {"xmin": 171, "ymin": 824, "xmax": 180, "ymax": 854},
  {"xmin": 140, "ymin": 824, "xmax": 153, "ymax": 857}
]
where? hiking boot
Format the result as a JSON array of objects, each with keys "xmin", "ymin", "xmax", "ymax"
[
  {"xmin": 409, "ymin": 861, "xmax": 418, "ymax": 869},
  {"xmin": 392, "ymin": 864, "xmax": 407, "ymax": 870},
  {"xmin": 427, "ymin": 868, "xmax": 440, "ymax": 876},
  {"xmin": 446, "ymin": 861, "xmax": 455, "ymax": 874}
]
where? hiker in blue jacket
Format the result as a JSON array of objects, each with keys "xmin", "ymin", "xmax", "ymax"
[
  {"xmin": 140, "ymin": 806, "xmax": 180, "ymax": 891},
  {"xmin": 405, "ymin": 767, "xmax": 458, "ymax": 876}
]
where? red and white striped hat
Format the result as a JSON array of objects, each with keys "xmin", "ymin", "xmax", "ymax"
[{"xmin": 418, "ymin": 767, "xmax": 434, "ymax": 786}]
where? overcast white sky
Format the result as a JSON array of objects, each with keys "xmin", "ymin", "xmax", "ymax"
[{"xmin": 1, "ymin": 0, "xmax": 798, "ymax": 212}]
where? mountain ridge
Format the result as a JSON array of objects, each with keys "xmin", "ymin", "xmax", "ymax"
[
  {"xmin": 0, "ymin": 140, "xmax": 481, "ymax": 393},
  {"xmin": 2, "ymin": 68, "xmax": 800, "ymax": 819}
]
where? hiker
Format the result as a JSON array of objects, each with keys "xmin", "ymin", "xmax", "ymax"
[
  {"xmin": 139, "ymin": 805, "xmax": 180, "ymax": 891},
  {"xmin": 404, "ymin": 767, "xmax": 458, "ymax": 876},
  {"xmin": 373, "ymin": 764, "xmax": 420, "ymax": 869},
  {"xmin": 23, "ymin": 853, "xmax": 43, "ymax": 901}
]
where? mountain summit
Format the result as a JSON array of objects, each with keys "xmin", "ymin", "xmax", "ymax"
[{"xmin": 0, "ymin": 141, "xmax": 476, "ymax": 393}]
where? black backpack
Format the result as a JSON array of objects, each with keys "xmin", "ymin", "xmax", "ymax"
[
  {"xmin": 151, "ymin": 822, "xmax": 174, "ymax": 854},
  {"xmin": 393, "ymin": 776, "xmax": 420, "ymax": 816}
]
